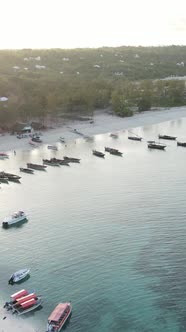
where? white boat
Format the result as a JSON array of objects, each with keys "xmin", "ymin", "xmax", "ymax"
[
  {"xmin": 47, "ymin": 303, "xmax": 72, "ymax": 332},
  {"xmin": 47, "ymin": 145, "xmax": 58, "ymax": 151},
  {"xmin": 2, "ymin": 211, "xmax": 27, "ymax": 228},
  {"xmin": 0, "ymin": 152, "xmax": 9, "ymax": 159},
  {"xmin": 8, "ymin": 268, "xmax": 30, "ymax": 284}
]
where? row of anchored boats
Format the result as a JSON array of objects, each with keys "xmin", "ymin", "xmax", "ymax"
[{"xmin": 4, "ymin": 287, "xmax": 72, "ymax": 331}]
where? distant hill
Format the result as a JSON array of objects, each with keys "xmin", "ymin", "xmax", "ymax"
[{"xmin": 0, "ymin": 46, "xmax": 186, "ymax": 125}]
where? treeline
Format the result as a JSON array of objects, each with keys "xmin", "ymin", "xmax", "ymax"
[{"xmin": 0, "ymin": 46, "xmax": 186, "ymax": 124}]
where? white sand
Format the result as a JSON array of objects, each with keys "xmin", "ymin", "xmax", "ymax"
[
  {"xmin": 0, "ymin": 306, "xmax": 39, "ymax": 332},
  {"xmin": 0, "ymin": 106, "xmax": 186, "ymax": 153}
]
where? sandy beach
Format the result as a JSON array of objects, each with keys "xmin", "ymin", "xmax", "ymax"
[{"xmin": 0, "ymin": 106, "xmax": 186, "ymax": 154}]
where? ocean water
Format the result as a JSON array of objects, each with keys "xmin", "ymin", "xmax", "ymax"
[{"xmin": 1, "ymin": 117, "xmax": 186, "ymax": 332}]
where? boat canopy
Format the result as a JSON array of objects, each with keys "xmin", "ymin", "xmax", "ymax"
[
  {"xmin": 11, "ymin": 289, "xmax": 28, "ymax": 300},
  {"xmin": 16, "ymin": 293, "xmax": 36, "ymax": 304},
  {"xmin": 48, "ymin": 303, "xmax": 69, "ymax": 322},
  {"xmin": 20, "ymin": 298, "xmax": 37, "ymax": 308}
]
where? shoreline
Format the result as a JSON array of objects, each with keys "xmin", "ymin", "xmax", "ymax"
[{"xmin": 0, "ymin": 106, "xmax": 186, "ymax": 153}]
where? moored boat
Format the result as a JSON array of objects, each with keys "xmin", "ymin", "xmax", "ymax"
[
  {"xmin": 0, "ymin": 152, "xmax": 9, "ymax": 159},
  {"xmin": 147, "ymin": 142, "xmax": 166, "ymax": 150},
  {"xmin": 64, "ymin": 156, "xmax": 80, "ymax": 163},
  {"xmin": 110, "ymin": 133, "xmax": 118, "ymax": 138},
  {"xmin": 158, "ymin": 134, "xmax": 177, "ymax": 140},
  {"xmin": 2, "ymin": 211, "xmax": 27, "ymax": 228},
  {"xmin": 20, "ymin": 168, "xmax": 34, "ymax": 174},
  {"xmin": 8, "ymin": 268, "xmax": 30, "ymax": 284},
  {"xmin": 128, "ymin": 136, "xmax": 142, "ymax": 141},
  {"xmin": 92, "ymin": 150, "xmax": 105, "ymax": 158},
  {"xmin": 0, "ymin": 172, "xmax": 21, "ymax": 181},
  {"xmin": 104, "ymin": 147, "xmax": 122, "ymax": 156},
  {"xmin": 31, "ymin": 136, "xmax": 42, "ymax": 143},
  {"xmin": 4, "ymin": 292, "xmax": 42, "ymax": 315},
  {"xmin": 47, "ymin": 303, "xmax": 72, "ymax": 332},
  {"xmin": 43, "ymin": 159, "xmax": 60, "ymax": 166},
  {"xmin": 177, "ymin": 141, "xmax": 186, "ymax": 147},
  {"xmin": 50, "ymin": 158, "xmax": 69, "ymax": 166},
  {"xmin": 47, "ymin": 145, "xmax": 58, "ymax": 151},
  {"xmin": 27, "ymin": 163, "xmax": 47, "ymax": 170}
]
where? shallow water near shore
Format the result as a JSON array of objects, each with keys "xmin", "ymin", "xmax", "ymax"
[{"xmin": 1, "ymin": 116, "xmax": 186, "ymax": 332}]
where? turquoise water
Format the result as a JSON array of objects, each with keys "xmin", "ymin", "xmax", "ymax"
[{"xmin": 1, "ymin": 118, "xmax": 186, "ymax": 331}]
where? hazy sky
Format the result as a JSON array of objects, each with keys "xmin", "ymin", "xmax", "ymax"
[{"xmin": 1, "ymin": 0, "xmax": 186, "ymax": 49}]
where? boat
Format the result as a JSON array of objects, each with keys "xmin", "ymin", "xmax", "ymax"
[
  {"xmin": 0, "ymin": 172, "xmax": 21, "ymax": 181},
  {"xmin": 27, "ymin": 163, "xmax": 47, "ymax": 170},
  {"xmin": 50, "ymin": 158, "xmax": 69, "ymax": 166},
  {"xmin": 104, "ymin": 147, "xmax": 122, "ymax": 156},
  {"xmin": 128, "ymin": 136, "xmax": 142, "ymax": 141},
  {"xmin": 47, "ymin": 303, "xmax": 72, "ymax": 332},
  {"xmin": 4, "ymin": 290, "xmax": 41, "ymax": 314},
  {"xmin": 2, "ymin": 211, "xmax": 28, "ymax": 228},
  {"xmin": 47, "ymin": 145, "xmax": 58, "ymax": 151},
  {"xmin": 158, "ymin": 135, "xmax": 177, "ymax": 140},
  {"xmin": 0, "ymin": 176, "xmax": 9, "ymax": 183},
  {"xmin": 147, "ymin": 142, "xmax": 166, "ymax": 150},
  {"xmin": 110, "ymin": 133, "xmax": 118, "ymax": 138},
  {"xmin": 31, "ymin": 136, "xmax": 42, "ymax": 143},
  {"xmin": 8, "ymin": 268, "xmax": 30, "ymax": 284},
  {"xmin": 0, "ymin": 152, "xmax": 9, "ymax": 159},
  {"xmin": 177, "ymin": 141, "xmax": 186, "ymax": 147},
  {"xmin": 92, "ymin": 150, "xmax": 105, "ymax": 158},
  {"xmin": 20, "ymin": 168, "xmax": 34, "ymax": 174},
  {"xmin": 64, "ymin": 156, "xmax": 80, "ymax": 163},
  {"xmin": 59, "ymin": 137, "xmax": 66, "ymax": 143},
  {"xmin": 43, "ymin": 159, "xmax": 60, "ymax": 166}
]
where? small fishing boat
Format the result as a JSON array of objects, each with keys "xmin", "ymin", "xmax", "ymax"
[
  {"xmin": 31, "ymin": 136, "xmax": 42, "ymax": 143},
  {"xmin": 47, "ymin": 145, "xmax": 58, "ymax": 151},
  {"xmin": 128, "ymin": 136, "xmax": 142, "ymax": 141},
  {"xmin": 158, "ymin": 135, "xmax": 177, "ymax": 140},
  {"xmin": 64, "ymin": 156, "xmax": 80, "ymax": 163},
  {"xmin": 148, "ymin": 142, "xmax": 166, "ymax": 150},
  {"xmin": 177, "ymin": 141, "xmax": 186, "ymax": 147},
  {"xmin": 2, "ymin": 211, "xmax": 27, "ymax": 228},
  {"xmin": 20, "ymin": 168, "xmax": 34, "ymax": 174},
  {"xmin": 43, "ymin": 159, "xmax": 60, "ymax": 166},
  {"xmin": 0, "ymin": 172, "xmax": 21, "ymax": 181},
  {"xmin": 104, "ymin": 147, "xmax": 122, "ymax": 156},
  {"xmin": 0, "ymin": 152, "xmax": 9, "ymax": 159},
  {"xmin": 110, "ymin": 133, "xmax": 118, "ymax": 138},
  {"xmin": 59, "ymin": 137, "xmax": 66, "ymax": 143},
  {"xmin": 92, "ymin": 150, "xmax": 105, "ymax": 158},
  {"xmin": 27, "ymin": 163, "xmax": 47, "ymax": 170},
  {"xmin": 47, "ymin": 303, "xmax": 72, "ymax": 332},
  {"xmin": 50, "ymin": 158, "xmax": 69, "ymax": 166},
  {"xmin": 0, "ymin": 176, "xmax": 9, "ymax": 183},
  {"xmin": 8, "ymin": 268, "xmax": 30, "ymax": 284}
]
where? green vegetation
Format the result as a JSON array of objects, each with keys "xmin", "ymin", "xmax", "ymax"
[{"xmin": 0, "ymin": 46, "xmax": 186, "ymax": 125}]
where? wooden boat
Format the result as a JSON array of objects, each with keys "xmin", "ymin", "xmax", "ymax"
[
  {"xmin": 0, "ymin": 176, "xmax": 9, "ymax": 183},
  {"xmin": 128, "ymin": 136, "xmax": 142, "ymax": 141},
  {"xmin": 2, "ymin": 211, "xmax": 27, "ymax": 228},
  {"xmin": 27, "ymin": 163, "xmax": 47, "ymax": 170},
  {"xmin": 177, "ymin": 141, "xmax": 186, "ymax": 147},
  {"xmin": 43, "ymin": 159, "xmax": 60, "ymax": 166},
  {"xmin": 92, "ymin": 150, "xmax": 105, "ymax": 158},
  {"xmin": 104, "ymin": 147, "xmax": 122, "ymax": 156},
  {"xmin": 47, "ymin": 145, "xmax": 58, "ymax": 151},
  {"xmin": 110, "ymin": 133, "xmax": 118, "ymax": 138},
  {"xmin": 8, "ymin": 268, "xmax": 30, "ymax": 284},
  {"xmin": 47, "ymin": 303, "xmax": 72, "ymax": 332},
  {"xmin": 0, "ymin": 172, "xmax": 21, "ymax": 181},
  {"xmin": 158, "ymin": 135, "xmax": 177, "ymax": 140},
  {"xmin": 64, "ymin": 156, "xmax": 80, "ymax": 163},
  {"xmin": 51, "ymin": 158, "xmax": 70, "ymax": 166},
  {"xmin": 31, "ymin": 136, "xmax": 42, "ymax": 143},
  {"xmin": 4, "ymin": 290, "xmax": 42, "ymax": 315},
  {"xmin": 148, "ymin": 142, "xmax": 166, "ymax": 150},
  {"xmin": 0, "ymin": 152, "xmax": 9, "ymax": 159},
  {"xmin": 20, "ymin": 168, "xmax": 34, "ymax": 174}
]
